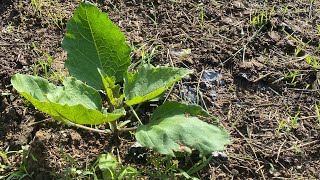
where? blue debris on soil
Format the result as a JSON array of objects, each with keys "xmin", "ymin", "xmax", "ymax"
[
  {"xmin": 183, "ymin": 70, "xmax": 224, "ymax": 103},
  {"xmin": 202, "ymin": 69, "xmax": 224, "ymax": 85},
  {"xmin": 183, "ymin": 86, "xmax": 198, "ymax": 104}
]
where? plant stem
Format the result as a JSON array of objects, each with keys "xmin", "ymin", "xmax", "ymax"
[
  {"xmin": 118, "ymin": 127, "xmax": 137, "ymax": 132},
  {"xmin": 109, "ymin": 121, "xmax": 118, "ymax": 133},
  {"xmin": 63, "ymin": 119, "xmax": 137, "ymax": 134},
  {"xmin": 127, "ymin": 104, "xmax": 141, "ymax": 121},
  {"xmin": 65, "ymin": 120, "xmax": 112, "ymax": 134},
  {"xmin": 129, "ymin": 105, "xmax": 143, "ymax": 125},
  {"xmin": 98, "ymin": 76, "xmax": 119, "ymax": 133}
]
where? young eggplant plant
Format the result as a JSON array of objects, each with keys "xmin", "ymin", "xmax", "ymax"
[{"xmin": 11, "ymin": 2, "xmax": 230, "ymax": 157}]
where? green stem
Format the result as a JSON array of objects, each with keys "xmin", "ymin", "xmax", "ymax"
[
  {"xmin": 63, "ymin": 118, "xmax": 136, "ymax": 134},
  {"xmin": 109, "ymin": 121, "xmax": 118, "ymax": 133},
  {"xmin": 129, "ymin": 105, "xmax": 143, "ymax": 125},
  {"xmin": 105, "ymin": 97, "xmax": 118, "ymax": 133}
]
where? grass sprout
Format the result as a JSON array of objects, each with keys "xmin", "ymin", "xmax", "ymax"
[
  {"xmin": 306, "ymin": 55, "xmax": 318, "ymax": 69},
  {"xmin": 315, "ymin": 103, "xmax": 320, "ymax": 125},
  {"xmin": 283, "ymin": 69, "xmax": 300, "ymax": 85},
  {"xmin": 30, "ymin": 0, "xmax": 65, "ymax": 29},
  {"xmin": 3, "ymin": 146, "xmax": 33, "ymax": 180},
  {"xmin": 196, "ymin": 3, "xmax": 205, "ymax": 30},
  {"xmin": 290, "ymin": 111, "xmax": 300, "ymax": 128},
  {"xmin": 251, "ymin": 6, "xmax": 274, "ymax": 28},
  {"xmin": 31, "ymin": 42, "xmax": 64, "ymax": 82}
]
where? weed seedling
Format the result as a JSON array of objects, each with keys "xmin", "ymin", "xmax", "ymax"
[
  {"xmin": 2, "ymin": 146, "xmax": 33, "ymax": 180},
  {"xmin": 315, "ymin": 103, "xmax": 320, "ymax": 125},
  {"xmin": 276, "ymin": 120, "xmax": 291, "ymax": 134},
  {"xmin": 60, "ymin": 148, "xmax": 99, "ymax": 179},
  {"xmin": 196, "ymin": 3, "xmax": 205, "ymax": 30},
  {"xmin": 3, "ymin": 22, "xmax": 14, "ymax": 33},
  {"xmin": 31, "ymin": 42, "xmax": 64, "ymax": 82},
  {"xmin": 283, "ymin": 69, "xmax": 300, "ymax": 86},
  {"xmin": 46, "ymin": 0, "xmax": 65, "ymax": 29},
  {"xmin": 291, "ymin": 143, "xmax": 302, "ymax": 154},
  {"xmin": 11, "ymin": 2, "xmax": 229, "ymax": 172},
  {"xmin": 294, "ymin": 43, "xmax": 307, "ymax": 56},
  {"xmin": 146, "ymin": 2, "xmax": 158, "ymax": 27},
  {"xmin": 289, "ymin": 111, "xmax": 300, "ymax": 128},
  {"xmin": 30, "ymin": 0, "xmax": 43, "ymax": 16},
  {"xmin": 276, "ymin": 111, "xmax": 300, "ymax": 133},
  {"xmin": 30, "ymin": 0, "xmax": 65, "ymax": 29},
  {"xmin": 0, "ymin": 147, "xmax": 10, "ymax": 174},
  {"xmin": 251, "ymin": 6, "xmax": 274, "ymax": 28},
  {"xmin": 305, "ymin": 55, "xmax": 318, "ymax": 69},
  {"xmin": 93, "ymin": 153, "xmax": 140, "ymax": 179}
]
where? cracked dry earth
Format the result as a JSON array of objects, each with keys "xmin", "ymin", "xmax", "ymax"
[{"xmin": 1, "ymin": 0, "xmax": 320, "ymax": 179}]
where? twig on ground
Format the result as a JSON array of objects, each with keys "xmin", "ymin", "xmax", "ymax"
[
  {"xmin": 276, "ymin": 140, "xmax": 286, "ymax": 162},
  {"xmin": 163, "ymin": 49, "xmax": 176, "ymax": 102},
  {"xmin": 252, "ymin": 72, "xmax": 273, "ymax": 83},
  {"xmin": 283, "ymin": 140, "xmax": 319, "ymax": 152},
  {"xmin": 0, "ymin": 43, "xmax": 28, "ymax": 46},
  {"xmin": 220, "ymin": 25, "xmax": 265, "ymax": 66},
  {"xmin": 234, "ymin": 127, "xmax": 266, "ymax": 180}
]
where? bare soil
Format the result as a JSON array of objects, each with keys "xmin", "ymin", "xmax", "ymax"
[{"xmin": 1, "ymin": 0, "xmax": 320, "ymax": 179}]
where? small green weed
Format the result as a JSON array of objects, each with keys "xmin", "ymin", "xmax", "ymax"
[
  {"xmin": 145, "ymin": 2, "xmax": 158, "ymax": 27},
  {"xmin": 276, "ymin": 119, "xmax": 287, "ymax": 133},
  {"xmin": 283, "ymin": 69, "xmax": 300, "ymax": 86},
  {"xmin": 282, "ymin": 28, "xmax": 319, "ymax": 69},
  {"xmin": 291, "ymin": 143, "xmax": 302, "ymax": 154},
  {"xmin": 147, "ymin": 155, "xmax": 179, "ymax": 178},
  {"xmin": 132, "ymin": 43, "xmax": 160, "ymax": 65},
  {"xmin": 61, "ymin": 148, "xmax": 98, "ymax": 179},
  {"xmin": 31, "ymin": 0, "xmax": 44, "ymax": 16},
  {"xmin": 93, "ymin": 153, "xmax": 140, "ymax": 179},
  {"xmin": 315, "ymin": 103, "xmax": 320, "ymax": 125},
  {"xmin": 2, "ymin": 22, "xmax": 14, "ymax": 33},
  {"xmin": 1, "ymin": 146, "xmax": 33, "ymax": 180},
  {"xmin": 305, "ymin": 55, "xmax": 318, "ymax": 69},
  {"xmin": 276, "ymin": 111, "xmax": 300, "ymax": 133},
  {"xmin": 289, "ymin": 111, "xmax": 300, "ymax": 128},
  {"xmin": 294, "ymin": 43, "xmax": 308, "ymax": 56},
  {"xmin": 0, "ymin": 147, "xmax": 10, "ymax": 174},
  {"xmin": 30, "ymin": 0, "xmax": 65, "ymax": 29},
  {"xmin": 251, "ymin": 7, "xmax": 274, "ymax": 28},
  {"xmin": 282, "ymin": 5, "xmax": 289, "ymax": 15},
  {"xmin": 31, "ymin": 42, "xmax": 64, "ymax": 82},
  {"xmin": 145, "ymin": 153, "xmax": 213, "ymax": 179},
  {"xmin": 196, "ymin": 3, "xmax": 205, "ymax": 30}
]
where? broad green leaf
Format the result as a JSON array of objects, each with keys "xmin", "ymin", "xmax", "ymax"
[
  {"xmin": 98, "ymin": 69, "xmax": 124, "ymax": 107},
  {"xmin": 62, "ymin": 2, "xmax": 131, "ymax": 89},
  {"xmin": 97, "ymin": 153, "xmax": 118, "ymax": 171},
  {"xmin": 124, "ymin": 64, "xmax": 192, "ymax": 106},
  {"xmin": 11, "ymin": 74, "xmax": 125, "ymax": 125},
  {"xmin": 97, "ymin": 153, "xmax": 118, "ymax": 180},
  {"xmin": 136, "ymin": 101, "xmax": 230, "ymax": 156}
]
